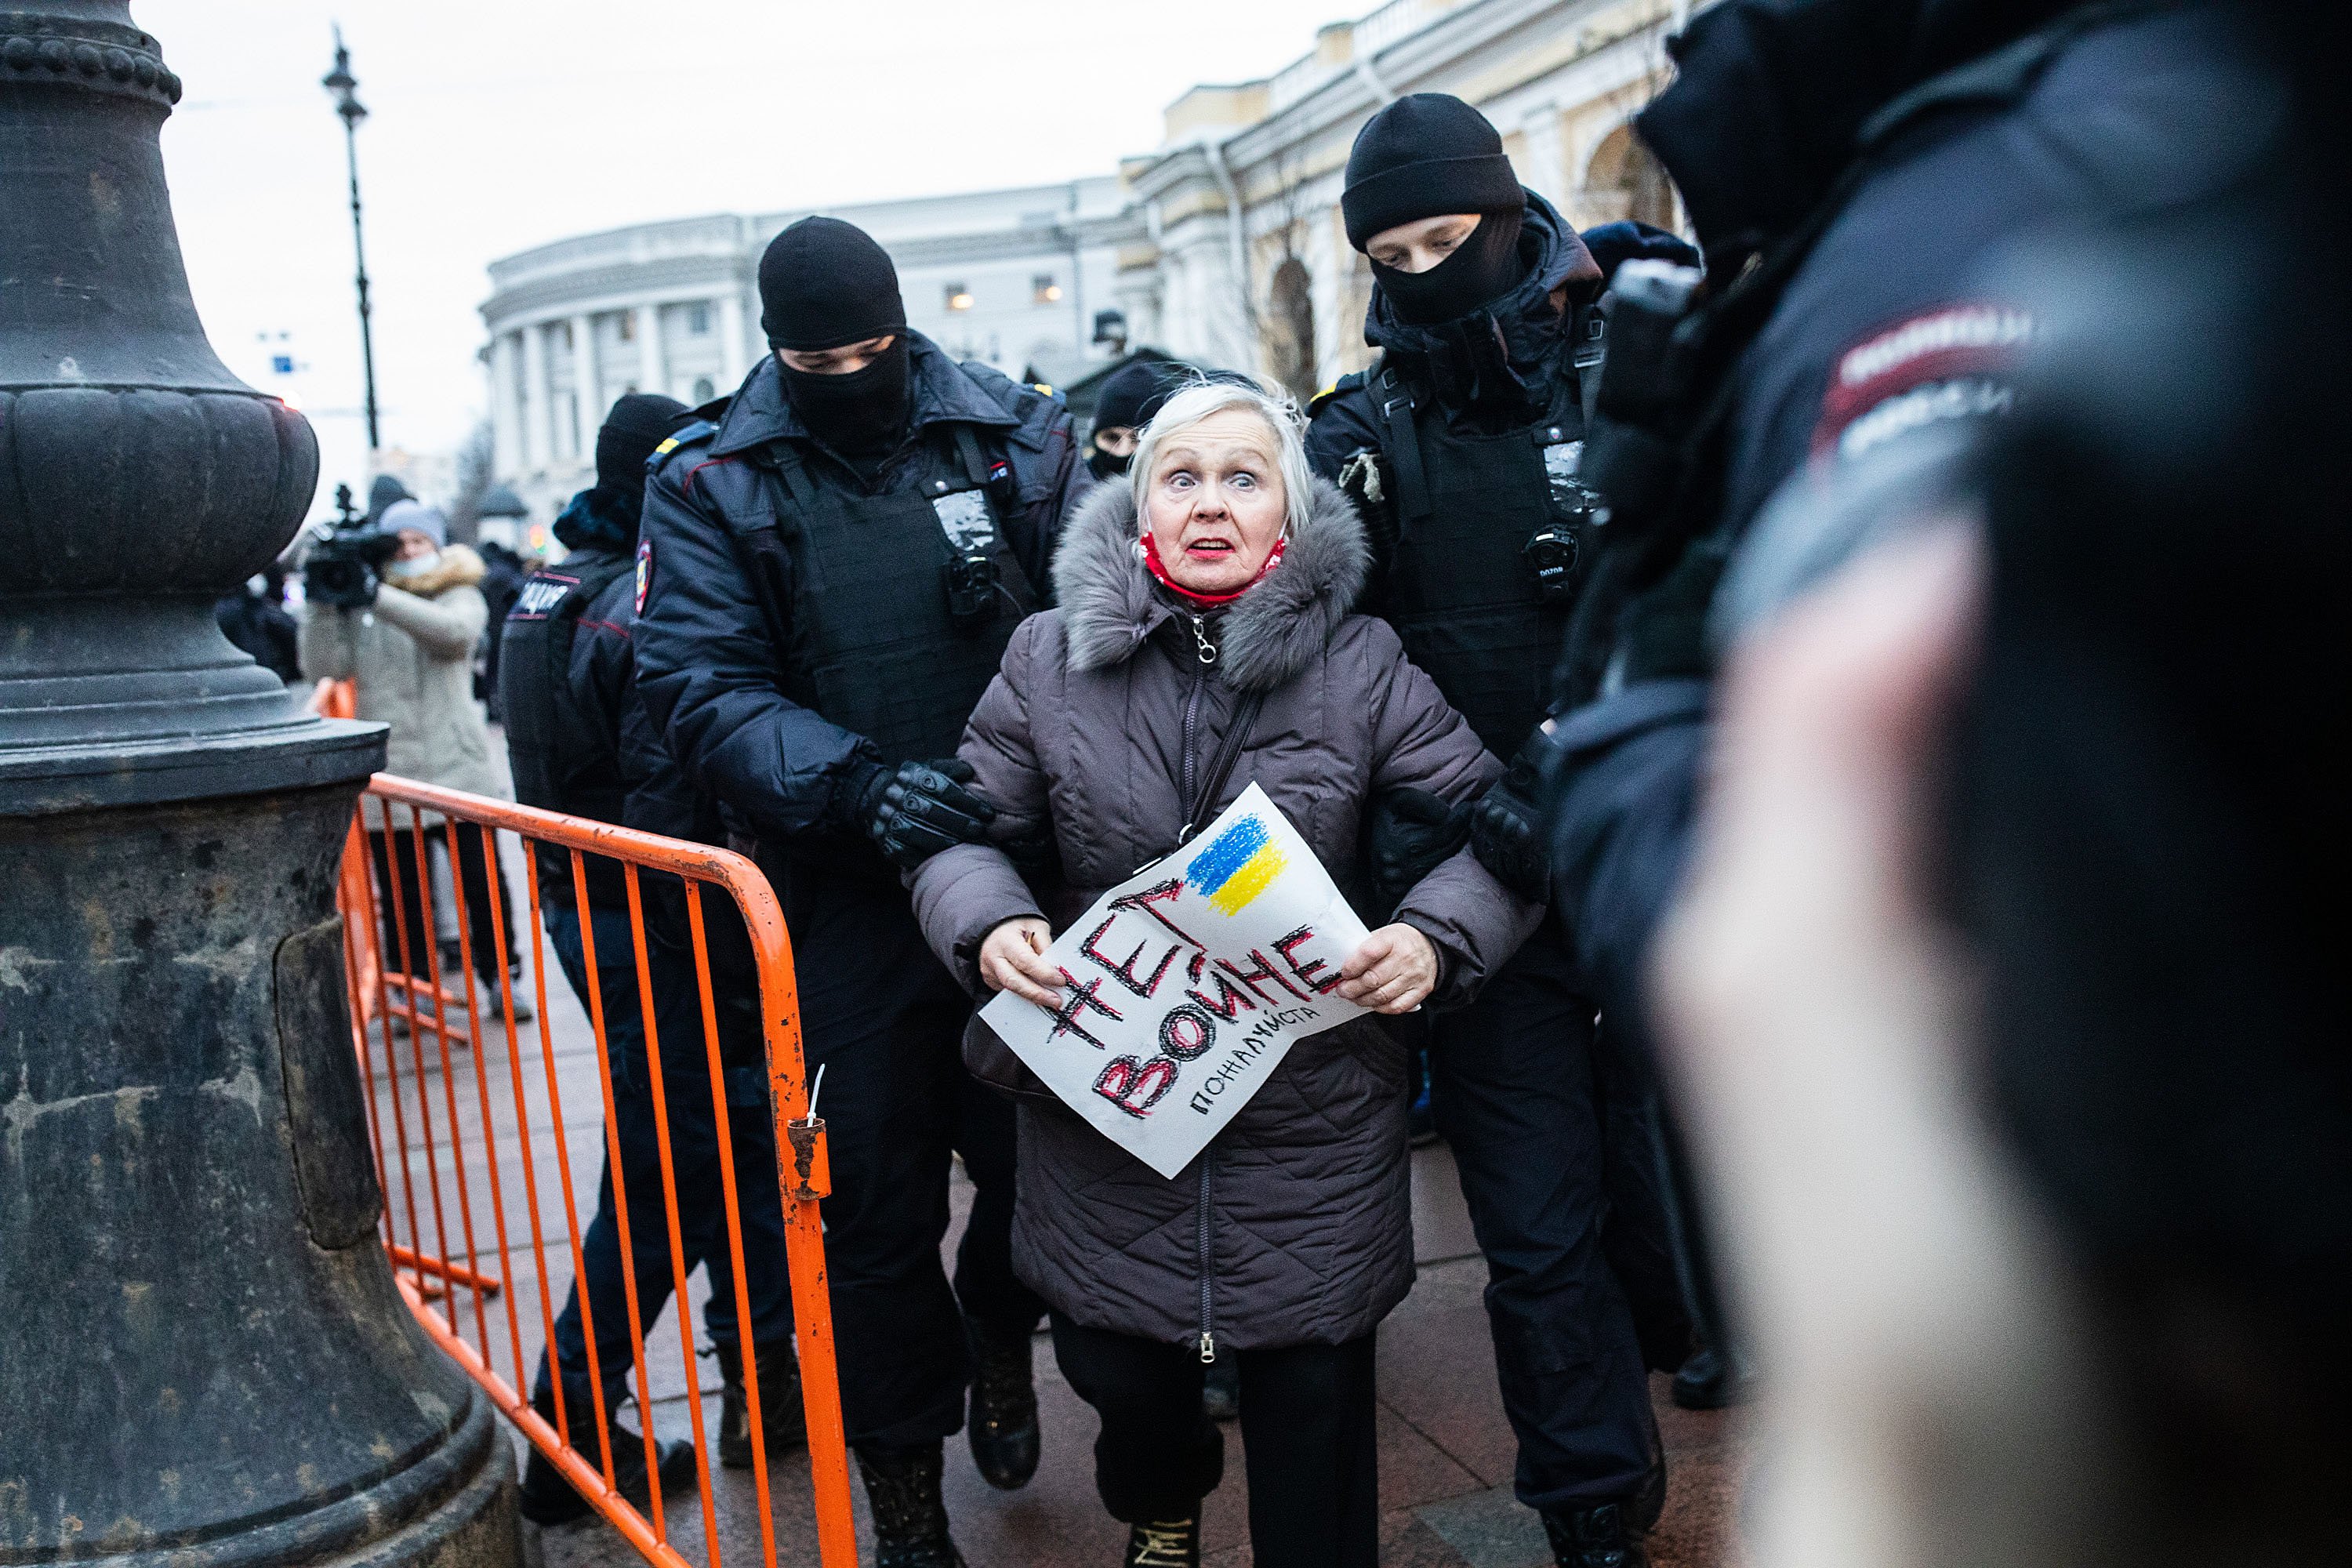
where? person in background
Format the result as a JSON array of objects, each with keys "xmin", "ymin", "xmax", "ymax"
[
  {"xmin": 1305, "ymin": 93, "xmax": 1689, "ymax": 1566},
  {"xmin": 299, "ymin": 499, "xmax": 525, "ymax": 1023},
  {"xmin": 474, "ymin": 537, "xmax": 527, "ymax": 719},
  {"xmin": 362, "ymin": 471, "xmax": 412, "ymax": 524},
  {"xmin": 499, "ymin": 391, "xmax": 807, "ymax": 1522},
  {"xmin": 1083, "ymin": 358, "xmax": 1185, "ymax": 481},
  {"xmin": 633, "ymin": 216, "xmax": 1088, "ymax": 1563},
  {"xmin": 215, "ymin": 564, "xmax": 299, "ymax": 684},
  {"xmin": 911, "ymin": 379, "xmax": 1540, "ymax": 1568}
]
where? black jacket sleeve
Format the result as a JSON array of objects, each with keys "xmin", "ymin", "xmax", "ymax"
[
  {"xmin": 1544, "ymin": 681, "xmax": 1709, "ymax": 1053},
  {"xmin": 630, "ymin": 447, "xmax": 879, "ymax": 844}
]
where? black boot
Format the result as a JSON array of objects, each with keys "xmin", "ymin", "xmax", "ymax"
[
  {"xmin": 713, "ymin": 1337, "xmax": 808, "ymax": 1470},
  {"xmin": 514, "ymin": 1380, "xmax": 699, "ymax": 1527},
  {"xmin": 856, "ymin": 1443, "xmax": 964, "ymax": 1568},
  {"xmin": 1671, "ymin": 1342, "xmax": 1745, "ymax": 1410},
  {"xmin": 1200, "ymin": 1355, "xmax": 1240, "ymax": 1423},
  {"xmin": 1125, "ymin": 1517, "xmax": 1202, "ymax": 1568},
  {"xmin": 1543, "ymin": 1501, "xmax": 1648, "ymax": 1568},
  {"xmin": 963, "ymin": 1316, "xmax": 1040, "ymax": 1490}
]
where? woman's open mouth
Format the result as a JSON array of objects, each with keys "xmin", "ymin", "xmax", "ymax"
[{"xmin": 1185, "ymin": 538, "xmax": 1235, "ymax": 556}]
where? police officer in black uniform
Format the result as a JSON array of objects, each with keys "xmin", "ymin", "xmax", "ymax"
[
  {"xmin": 1080, "ymin": 358, "xmax": 1185, "ymax": 481},
  {"xmin": 633, "ymin": 216, "xmax": 1086, "ymax": 1566},
  {"xmin": 1304, "ymin": 94, "xmax": 1689, "ymax": 1568},
  {"xmin": 1532, "ymin": 0, "xmax": 2251, "ymax": 1099},
  {"xmin": 499, "ymin": 392, "xmax": 808, "ymax": 1523},
  {"xmin": 1506, "ymin": 0, "xmax": 2281, "ymax": 1478}
]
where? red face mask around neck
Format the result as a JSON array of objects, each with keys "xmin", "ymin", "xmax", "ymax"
[{"xmin": 1141, "ymin": 529, "xmax": 1287, "ymax": 609}]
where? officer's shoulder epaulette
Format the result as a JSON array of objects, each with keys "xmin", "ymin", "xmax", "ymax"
[
  {"xmin": 646, "ymin": 418, "xmax": 720, "ymax": 470},
  {"xmin": 1307, "ymin": 370, "xmax": 1370, "ymax": 419},
  {"xmin": 957, "ymin": 359, "xmax": 1065, "ymax": 448}
]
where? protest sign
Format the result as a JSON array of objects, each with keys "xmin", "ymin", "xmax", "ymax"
[{"xmin": 978, "ymin": 783, "xmax": 1372, "ymax": 1179}]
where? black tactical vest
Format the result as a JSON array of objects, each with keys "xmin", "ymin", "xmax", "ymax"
[
  {"xmin": 731, "ymin": 427, "xmax": 1040, "ymax": 764},
  {"xmin": 499, "ymin": 549, "xmax": 633, "ymax": 820},
  {"xmin": 1377, "ymin": 365, "xmax": 1594, "ymax": 758}
]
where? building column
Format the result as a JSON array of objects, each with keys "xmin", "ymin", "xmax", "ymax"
[
  {"xmin": 489, "ymin": 331, "xmax": 522, "ymax": 481},
  {"xmin": 636, "ymin": 302, "xmax": 664, "ymax": 399},
  {"xmin": 570, "ymin": 311, "xmax": 598, "ymax": 458},
  {"xmin": 519, "ymin": 321, "xmax": 550, "ymax": 474},
  {"xmin": 717, "ymin": 290, "xmax": 748, "ymax": 388},
  {"xmin": 1517, "ymin": 104, "xmax": 1570, "ymax": 215}
]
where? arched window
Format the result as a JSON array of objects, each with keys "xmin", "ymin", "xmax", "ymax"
[
  {"xmin": 1581, "ymin": 122, "xmax": 1679, "ymax": 232},
  {"xmin": 691, "ymin": 376, "xmax": 715, "ymax": 403},
  {"xmin": 1266, "ymin": 256, "xmax": 1317, "ymax": 403}
]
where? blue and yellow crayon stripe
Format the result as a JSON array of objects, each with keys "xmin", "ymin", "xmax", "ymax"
[{"xmin": 1185, "ymin": 813, "xmax": 1288, "ymax": 916}]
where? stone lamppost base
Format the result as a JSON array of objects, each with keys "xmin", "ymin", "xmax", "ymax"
[{"xmin": 0, "ymin": 779, "xmax": 521, "ymax": 1568}]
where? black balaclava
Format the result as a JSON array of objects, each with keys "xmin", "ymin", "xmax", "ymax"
[
  {"xmin": 1344, "ymin": 93, "xmax": 1530, "ymax": 325},
  {"xmin": 583, "ymin": 391, "xmax": 689, "ymax": 535},
  {"xmin": 1086, "ymin": 359, "xmax": 1185, "ymax": 479},
  {"xmin": 758, "ymin": 216, "xmax": 913, "ymax": 458}
]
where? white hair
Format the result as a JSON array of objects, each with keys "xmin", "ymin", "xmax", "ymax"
[{"xmin": 1130, "ymin": 376, "xmax": 1315, "ymax": 539}]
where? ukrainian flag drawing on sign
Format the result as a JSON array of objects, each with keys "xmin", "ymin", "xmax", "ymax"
[{"xmin": 1185, "ymin": 811, "xmax": 1290, "ymax": 916}]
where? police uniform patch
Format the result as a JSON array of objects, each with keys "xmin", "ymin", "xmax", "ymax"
[
  {"xmin": 635, "ymin": 536, "xmax": 653, "ymax": 614},
  {"xmin": 1813, "ymin": 303, "xmax": 2034, "ymax": 461}
]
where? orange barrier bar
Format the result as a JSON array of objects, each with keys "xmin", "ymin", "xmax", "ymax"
[{"xmin": 337, "ymin": 772, "xmax": 856, "ymax": 1568}]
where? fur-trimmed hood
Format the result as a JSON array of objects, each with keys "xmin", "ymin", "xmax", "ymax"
[
  {"xmin": 1051, "ymin": 474, "xmax": 1369, "ymax": 692},
  {"xmin": 381, "ymin": 543, "xmax": 486, "ymax": 599}
]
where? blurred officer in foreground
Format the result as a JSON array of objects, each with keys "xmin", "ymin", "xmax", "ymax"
[
  {"xmin": 499, "ymin": 392, "xmax": 808, "ymax": 1523},
  {"xmin": 1652, "ymin": 6, "xmax": 2344, "ymax": 1563},
  {"xmin": 1081, "ymin": 358, "xmax": 1183, "ymax": 480},
  {"xmin": 1544, "ymin": 0, "xmax": 2270, "ymax": 1063},
  {"xmin": 1305, "ymin": 93, "xmax": 1689, "ymax": 1567},
  {"xmin": 633, "ymin": 216, "xmax": 1087, "ymax": 1564},
  {"xmin": 1534, "ymin": 0, "xmax": 2302, "ymax": 1526}
]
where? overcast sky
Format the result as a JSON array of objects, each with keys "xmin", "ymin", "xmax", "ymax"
[{"xmin": 146, "ymin": 0, "xmax": 1364, "ymax": 517}]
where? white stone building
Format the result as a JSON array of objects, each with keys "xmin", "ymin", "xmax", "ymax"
[
  {"xmin": 478, "ymin": 0, "xmax": 1696, "ymax": 523},
  {"xmin": 479, "ymin": 179, "xmax": 1139, "ymax": 524}
]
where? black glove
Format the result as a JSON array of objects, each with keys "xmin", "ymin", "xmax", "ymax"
[
  {"xmin": 1469, "ymin": 731, "xmax": 1561, "ymax": 905},
  {"xmin": 1368, "ymin": 787, "xmax": 1469, "ymax": 916},
  {"xmin": 854, "ymin": 758, "xmax": 998, "ymax": 870}
]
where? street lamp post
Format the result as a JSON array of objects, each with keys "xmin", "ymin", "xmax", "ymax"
[
  {"xmin": 0, "ymin": 6, "xmax": 518, "ymax": 1566},
  {"xmin": 322, "ymin": 27, "xmax": 379, "ymax": 451}
]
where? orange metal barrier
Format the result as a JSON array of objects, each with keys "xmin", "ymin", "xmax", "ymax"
[{"xmin": 336, "ymin": 772, "xmax": 855, "ymax": 1568}]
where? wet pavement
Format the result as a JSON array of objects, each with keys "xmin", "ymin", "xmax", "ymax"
[{"xmin": 362, "ymin": 837, "xmax": 1747, "ymax": 1568}]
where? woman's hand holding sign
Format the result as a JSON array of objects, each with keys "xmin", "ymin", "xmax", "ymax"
[
  {"xmin": 980, "ymin": 916, "xmax": 1064, "ymax": 1005},
  {"xmin": 1335, "ymin": 923, "xmax": 1439, "ymax": 1014}
]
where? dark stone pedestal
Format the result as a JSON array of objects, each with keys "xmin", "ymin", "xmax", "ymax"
[{"xmin": 0, "ymin": 783, "xmax": 521, "ymax": 1566}]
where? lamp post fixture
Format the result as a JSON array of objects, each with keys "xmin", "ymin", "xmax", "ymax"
[
  {"xmin": 0, "ymin": 6, "xmax": 519, "ymax": 1566},
  {"xmin": 322, "ymin": 26, "xmax": 379, "ymax": 451}
]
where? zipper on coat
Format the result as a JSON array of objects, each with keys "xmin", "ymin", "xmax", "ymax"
[
  {"xmin": 1196, "ymin": 1147, "xmax": 1216, "ymax": 1363},
  {"xmin": 1177, "ymin": 613, "xmax": 1217, "ymax": 844},
  {"xmin": 1177, "ymin": 670, "xmax": 1205, "ymax": 842}
]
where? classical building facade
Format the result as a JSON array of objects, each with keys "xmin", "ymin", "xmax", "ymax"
[
  {"xmin": 479, "ymin": 179, "xmax": 1138, "ymax": 521},
  {"xmin": 478, "ymin": 0, "xmax": 1694, "ymax": 522}
]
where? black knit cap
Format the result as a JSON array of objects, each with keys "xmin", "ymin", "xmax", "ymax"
[
  {"xmin": 595, "ymin": 392, "xmax": 690, "ymax": 490},
  {"xmin": 1091, "ymin": 359, "xmax": 1183, "ymax": 434},
  {"xmin": 757, "ymin": 216, "xmax": 909, "ymax": 352},
  {"xmin": 1341, "ymin": 93, "xmax": 1526, "ymax": 251}
]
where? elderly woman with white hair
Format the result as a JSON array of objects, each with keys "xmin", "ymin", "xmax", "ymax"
[{"xmin": 910, "ymin": 379, "xmax": 1537, "ymax": 1566}]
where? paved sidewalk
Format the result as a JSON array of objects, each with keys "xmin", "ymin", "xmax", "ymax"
[
  {"xmin": 512, "ymin": 1143, "xmax": 1744, "ymax": 1568},
  {"xmin": 366, "ymin": 840, "xmax": 1746, "ymax": 1567}
]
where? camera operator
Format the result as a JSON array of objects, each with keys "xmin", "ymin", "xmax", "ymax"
[
  {"xmin": 1303, "ymin": 93, "xmax": 1691, "ymax": 1568},
  {"xmin": 299, "ymin": 498, "xmax": 522, "ymax": 1022}
]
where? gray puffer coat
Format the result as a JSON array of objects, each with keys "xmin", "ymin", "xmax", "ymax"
[{"xmin": 910, "ymin": 476, "xmax": 1541, "ymax": 1352}]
